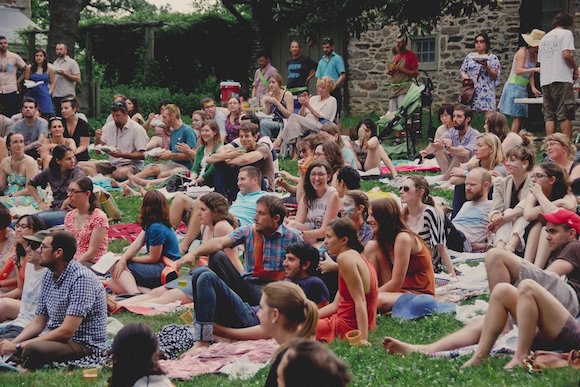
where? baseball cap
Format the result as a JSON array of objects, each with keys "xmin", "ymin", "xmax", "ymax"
[{"xmin": 539, "ymin": 209, "xmax": 580, "ymax": 235}]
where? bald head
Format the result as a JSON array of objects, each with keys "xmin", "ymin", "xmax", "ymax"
[{"xmin": 465, "ymin": 167, "xmax": 491, "ymax": 202}]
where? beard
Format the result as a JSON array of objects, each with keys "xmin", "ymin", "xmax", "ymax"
[{"xmin": 466, "ymin": 189, "xmax": 483, "ymax": 201}]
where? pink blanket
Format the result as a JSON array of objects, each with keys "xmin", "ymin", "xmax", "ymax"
[
  {"xmin": 159, "ymin": 339, "xmax": 279, "ymax": 380},
  {"xmin": 108, "ymin": 222, "xmax": 188, "ymax": 242},
  {"xmin": 387, "ymin": 165, "xmax": 441, "ymax": 173}
]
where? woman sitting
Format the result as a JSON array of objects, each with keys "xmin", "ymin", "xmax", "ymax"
[
  {"xmin": 317, "ymin": 218, "xmax": 377, "ymax": 344},
  {"xmin": 365, "ymin": 198, "xmax": 435, "ymax": 312},
  {"xmin": 0, "ymin": 204, "xmax": 17, "ymax": 294},
  {"xmin": 26, "ymin": 144, "xmax": 85, "ymax": 227},
  {"xmin": 287, "ymin": 160, "xmax": 340, "ymax": 245},
  {"xmin": 401, "ymin": 176, "xmax": 455, "ymax": 276},
  {"xmin": 350, "ymin": 119, "xmax": 398, "ymax": 177},
  {"xmin": 0, "ymin": 213, "xmax": 46, "ymax": 322},
  {"xmin": 177, "ymin": 120, "xmax": 222, "ymax": 188},
  {"xmin": 314, "ymin": 141, "xmax": 344, "ymax": 187},
  {"xmin": 61, "ymin": 97, "xmax": 90, "ymax": 162},
  {"xmin": 109, "ymin": 190, "xmax": 181, "ymax": 295},
  {"xmin": 190, "ymin": 109, "xmax": 209, "ymax": 143},
  {"xmin": 519, "ymin": 162, "xmax": 576, "ymax": 268},
  {"xmin": 0, "ymin": 133, "xmax": 38, "ymax": 209},
  {"xmin": 108, "ymin": 322, "xmax": 172, "ymax": 387},
  {"xmin": 38, "ymin": 116, "xmax": 77, "ymax": 170},
  {"xmin": 64, "ymin": 177, "xmax": 108, "ymax": 264},
  {"xmin": 260, "ymin": 73, "xmax": 293, "ymax": 140},
  {"xmin": 544, "ymin": 133, "xmax": 580, "ymax": 195},
  {"xmin": 318, "ymin": 122, "xmax": 357, "ymax": 169},
  {"xmin": 275, "ymin": 77, "xmax": 338, "ymax": 158},
  {"xmin": 145, "ymin": 99, "xmax": 171, "ymax": 151},
  {"xmin": 224, "ymin": 97, "xmax": 242, "ymax": 144},
  {"xmin": 448, "ymin": 132, "xmax": 506, "ymax": 218},
  {"xmin": 487, "ymin": 141, "xmax": 535, "ymax": 252},
  {"xmin": 484, "ymin": 112, "xmax": 522, "ymax": 154},
  {"xmin": 125, "ymin": 96, "xmax": 145, "ymax": 126},
  {"xmin": 276, "ymin": 134, "xmax": 317, "ymax": 200}
]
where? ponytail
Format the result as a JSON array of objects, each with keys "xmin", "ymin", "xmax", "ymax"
[{"xmin": 295, "ymin": 299, "xmax": 319, "ymax": 340}]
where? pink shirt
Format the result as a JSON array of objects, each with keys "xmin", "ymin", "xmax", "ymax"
[
  {"xmin": 0, "ymin": 51, "xmax": 26, "ymax": 94},
  {"xmin": 65, "ymin": 208, "xmax": 109, "ymax": 263}
]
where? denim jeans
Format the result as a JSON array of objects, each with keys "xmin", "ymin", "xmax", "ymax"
[
  {"xmin": 35, "ymin": 210, "xmax": 68, "ymax": 228},
  {"xmin": 208, "ymin": 251, "xmax": 263, "ymax": 306},
  {"xmin": 191, "ymin": 267, "xmax": 259, "ymax": 342}
]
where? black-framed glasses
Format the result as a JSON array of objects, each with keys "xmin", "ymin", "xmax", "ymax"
[
  {"xmin": 27, "ymin": 241, "xmax": 41, "ymax": 251},
  {"xmin": 15, "ymin": 223, "xmax": 31, "ymax": 229},
  {"xmin": 39, "ymin": 243, "xmax": 52, "ymax": 251}
]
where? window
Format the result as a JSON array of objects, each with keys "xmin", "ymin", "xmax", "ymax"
[{"xmin": 412, "ymin": 36, "xmax": 438, "ymax": 71}]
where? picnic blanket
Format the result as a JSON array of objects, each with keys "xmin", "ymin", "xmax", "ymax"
[
  {"xmin": 109, "ymin": 301, "xmax": 185, "ymax": 315},
  {"xmin": 431, "ymin": 326, "xmax": 518, "ymax": 360},
  {"xmin": 435, "ymin": 261, "xmax": 488, "ymax": 304},
  {"xmin": 108, "ymin": 222, "xmax": 187, "ymax": 242}
]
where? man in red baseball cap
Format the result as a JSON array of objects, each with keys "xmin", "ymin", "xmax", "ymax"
[{"xmin": 485, "ymin": 208, "xmax": 580, "ymax": 317}]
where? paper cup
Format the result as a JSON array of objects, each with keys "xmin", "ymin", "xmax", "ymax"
[
  {"xmin": 82, "ymin": 368, "xmax": 98, "ymax": 379},
  {"xmin": 345, "ymin": 329, "xmax": 362, "ymax": 347}
]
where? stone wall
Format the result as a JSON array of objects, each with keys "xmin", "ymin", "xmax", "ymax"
[{"xmin": 347, "ymin": 1, "xmax": 523, "ymax": 115}]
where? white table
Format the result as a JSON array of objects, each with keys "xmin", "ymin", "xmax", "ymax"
[{"xmin": 514, "ymin": 97, "xmax": 580, "ymax": 105}]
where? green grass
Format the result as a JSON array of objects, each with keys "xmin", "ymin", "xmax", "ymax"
[{"xmin": 2, "ymin": 119, "xmax": 577, "ymax": 386}]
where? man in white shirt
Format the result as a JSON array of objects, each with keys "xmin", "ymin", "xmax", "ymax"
[
  {"xmin": 52, "ymin": 43, "xmax": 81, "ymax": 115},
  {"xmin": 538, "ymin": 12, "xmax": 578, "ymax": 138}
]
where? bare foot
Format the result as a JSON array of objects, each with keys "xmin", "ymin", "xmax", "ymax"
[
  {"xmin": 110, "ymin": 179, "xmax": 120, "ymax": 188},
  {"xmin": 122, "ymin": 185, "xmax": 141, "ymax": 197},
  {"xmin": 179, "ymin": 340, "xmax": 211, "ymax": 359},
  {"xmin": 129, "ymin": 174, "xmax": 150, "ymax": 187},
  {"xmin": 461, "ymin": 352, "xmax": 488, "ymax": 368},
  {"xmin": 504, "ymin": 356, "xmax": 526, "ymax": 370},
  {"xmin": 382, "ymin": 337, "xmax": 422, "ymax": 355},
  {"xmin": 106, "ymin": 293, "xmax": 119, "ymax": 313}
]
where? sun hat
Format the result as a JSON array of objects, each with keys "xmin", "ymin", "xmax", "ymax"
[
  {"xmin": 392, "ymin": 293, "xmax": 456, "ymax": 320},
  {"xmin": 521, "ymin": 29, "xmax": 546, "ymax": 47},
  {"xmin": 539, "ymin": 208, "xmax": 580, "ymax": 235},
  {"xmin": 22, "ymin": 229, "xmax": 51, "ymax": 244}
]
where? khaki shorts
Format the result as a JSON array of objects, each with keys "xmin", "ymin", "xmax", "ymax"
[
  {"xmin": 517, "ymin": 260, "xmax": 579, "ymax": 317},
  {"xmin": 542, "ymin": 82, "xmax": 576, "ymax": 122},
  {"xmin": 157, "ymin": 160, "xmax": 188, "ymax": 173},
  {"xmin": 95, "ymin": 161, "xmax": 141, "ymax": 175}
]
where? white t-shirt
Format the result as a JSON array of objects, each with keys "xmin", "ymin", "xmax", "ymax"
[
  {"xmin": 11, "ymin": 264, "xmax": 47, "ymax": 328},
  {"xmin": 452, "ymin": 199, "xmax": 492, "ymax": 250},
  {"xmin": 538, "ymin": 27, "xmax": 575, "ymax": 86}
]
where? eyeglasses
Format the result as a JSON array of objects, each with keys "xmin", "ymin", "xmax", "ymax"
[
  {"xmin": 15, "ymin": 223, "xmax": 30, "ymax": 229},
  {"xmin": 27, "ymin": 241, "xmax": 40, "ymax": 251},
  {"xmin": 39, "ymin": 243, "xmax": 52, "ymax": 251},
  {"xmin": 531, "ymin": 173, "xmax": 547, "ymax": 179},
  {"xmin": 400, "ymin": 185, "xmax": 413, "ymax": 192},
  {"xmin": 67, "ymin": 188, "xmax": 84, "ymax": 194},
  {"xmin": 475, "ymin": 39, "xmax": 485, "ymax": 43}
]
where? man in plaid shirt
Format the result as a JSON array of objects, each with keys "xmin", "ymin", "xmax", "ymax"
[{"xmin": 0, "ymin": 231, "xmax": 107, "ymax": 370}]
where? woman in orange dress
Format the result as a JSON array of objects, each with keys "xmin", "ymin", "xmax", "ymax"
[
  {"xmin": 316, "ymin": 218, "xmax": 378, "ymax": 344},
  {"xmin": 364, "ymin": 197, "xmax": 435, "ymax": 312}
]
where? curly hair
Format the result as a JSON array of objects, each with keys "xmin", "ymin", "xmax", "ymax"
[
  {"xmin": 138, "ymin": 190, "xmax": 171, "ymax": 229},
  {"xmin": 199, "ymin": 192, "xmax": 238, "ymax": 228}
]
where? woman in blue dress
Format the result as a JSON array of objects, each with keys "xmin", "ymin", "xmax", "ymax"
[
  {"xmin": 24, "ymin": 49, "xmax": 54, "ymax": 119},
  {"xmin": 460, "ymin": 32, "xmax": 500, "ymax": 114}
]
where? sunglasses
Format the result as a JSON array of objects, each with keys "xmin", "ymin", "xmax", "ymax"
[
  {"xmin": 27, "ymin": 241, "xmax": 41, "ymax": 251},
  {"xmin": 400, "ymin": 185, "xmax": 413, "ymax": 192},
  {"xmin": 49, "ymin": 116, "xmax": 62, "ymax": 122}
]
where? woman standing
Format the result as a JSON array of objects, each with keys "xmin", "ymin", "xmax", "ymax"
[
  {"xmin": 64, "ymin": 177, "xmax": 108, "ymax": 264},
  {"xmin": 109, "ymin": 190, "xmax": 181, "ymax": 295},
  {"xmin": 460, "ymin": 32, "xmax": 501, "ymax": 114},
  {"xmin": 38, "ymin": 117, "xmax": 77, "ymax": 169},
  {"xmin": 260, "ymin": 73, "xmax": 294, "ymax": 139},
  {"xmin": 61, "ymin": 97, "xmax": 90, "ymax": 162},
  {"xmin": 498, "ymin": 29, "xmax": 544, "ymax": 133},
  {"xmin": 365, "ymin": 198, "xmax": 435, "ymax": 312},
  {"xmin": 317, "ymin": 218, "xmax": 377, "ymax": 344},
  {"xmin": 0, "ymin": 133, "xmax": 38, "ymax": 209},
  {"xmin": 401, "ymin": 176, "xmax": 455, "ymax": 276},
  {"xmin": 224, "ymin": 97, "xmax": 242, "ymax": 144},
  {"xmin": 287, "ymin": 160, "xmax": 340, "ymax": 244},
  {"xmin": 24, "ymin": 49, "xmax": 54, "ymax": 119}
]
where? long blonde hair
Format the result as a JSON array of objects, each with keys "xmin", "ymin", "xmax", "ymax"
[
  {"xmin": 262, "ymin": 282, "xmax": 318, "ymax": 340},
  {"xmin": 470, "ymin": 133, "xmax": 505, "ymax": 171}
]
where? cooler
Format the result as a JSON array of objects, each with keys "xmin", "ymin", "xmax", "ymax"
[{"xmin": 220, "ymin": 81, "xmax": 241, "ymax": 106}]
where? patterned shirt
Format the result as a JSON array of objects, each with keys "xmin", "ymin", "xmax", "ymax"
[
  {"xmin": 228, "ymin": 223, "xmax": 302, "ymax": 279},
  {"xmin": 440, "ymin": 126, "xmax": 480, "ymax": 159},
  {"xmin": 36, "ymin": 260, "xmax": 107, "ymax": 350}
]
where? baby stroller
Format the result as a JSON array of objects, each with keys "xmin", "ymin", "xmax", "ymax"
[{"xmin": 377, "ymin": 81, "xmax": 425, "ymax": 158}]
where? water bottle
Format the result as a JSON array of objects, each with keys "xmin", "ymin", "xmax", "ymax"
[
  {"xmin": 178, "ymin": 265, "xmax": 190, "ymax": 288},
  {"xmin": 319, "ymin": 245, "xmax": 328, "ymax": 262}
]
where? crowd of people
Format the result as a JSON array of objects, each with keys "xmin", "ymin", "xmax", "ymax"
[{"xmin": 0, "ymin": 11, "xmax": 577, "ymax": 385}]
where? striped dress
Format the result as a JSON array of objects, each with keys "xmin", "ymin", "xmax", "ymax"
[{"xmin": 408, "ymin": 205, "xmax": 446, "ymax": 273}]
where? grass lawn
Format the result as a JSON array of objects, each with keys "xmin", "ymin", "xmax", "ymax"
[{"xmin": 1, "ymin": 119, "xmax": 578, "ymax": 386}]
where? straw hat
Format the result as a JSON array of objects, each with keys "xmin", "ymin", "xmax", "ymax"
[{"xmin": 521, "ymin": 29, "xmax": 546, "ymax": 47}]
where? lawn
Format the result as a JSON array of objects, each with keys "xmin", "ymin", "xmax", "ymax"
[{"xmin": 1, "ymin": 117, "xmax": 578, "ymax": 386}]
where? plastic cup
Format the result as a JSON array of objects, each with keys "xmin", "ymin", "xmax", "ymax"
[{"xmin": 345, "ymin": 329, "xmax": 362, "ymax": 347}]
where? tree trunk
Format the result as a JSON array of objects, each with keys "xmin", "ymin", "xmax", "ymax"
[{"xmin": 47, "ymin": 0, "xmax": 90, "ymax": 61}]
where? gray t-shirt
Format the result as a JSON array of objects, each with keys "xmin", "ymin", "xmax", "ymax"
[{"xmin": 12, "ymin": 118, "xmax": 48, "ymax": 145}]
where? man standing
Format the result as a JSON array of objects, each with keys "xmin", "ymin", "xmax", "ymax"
[
  {"xmin": 423, "ymin": 104, "xmax": 479, "ymax": 180},
  {"xmin": 387, "ymin": 36, "xmax": 419, "ymax": 144},
  {"xmin": 0, "ymin": 231, "xmax": 107, "ymax": 370},
  {"xmin": 0, "ymin": 36, "xmax": 26, "ymax": 117},
  {"xmin": 485, "ymin": 208, "xmax": 580, "ymax": 317},
  {"xmin": 316, "ymin": 37, "xmax": 346, "ymax": 119},
  {"xmin": 286, "ymin": 41, "xmax": 317, "ymax": 111},
  {"xmin": 201, "ymin": 97, "xmax": 227, "ymax": 141},
  {"xmin": 252, "ymin": 51, "xmax": 277, "ymax": 100},
  {"xmin": 176, "ymin": 195, "xmax": 302, "ymax": 306},
  {"xmin": 78, "ymin": 101, "xmax": 148, "ymax": 181},
  {"xmin": 538, "ymin": 12, "xmax": 578, "ymax": 138},
  {"xmin": 52, "ymin": 43, "xmax": 81, "ymax": 116},
  {"xmin": 11, "ymin": 97, "xmax": 48, "ymax": 159}
]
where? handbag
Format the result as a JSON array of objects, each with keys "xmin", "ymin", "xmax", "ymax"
[{"xmin": 458, "ymin": 66, "xmax": 482, "ymax": 105}]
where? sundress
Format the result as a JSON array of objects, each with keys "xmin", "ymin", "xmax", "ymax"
[
  {"xmin": 460, "ymin": 53, "xmax": 500, "ymax": 112},
  {"xmin": 2, "ymin": 174, "xmax": 37, "ymax": 209}
]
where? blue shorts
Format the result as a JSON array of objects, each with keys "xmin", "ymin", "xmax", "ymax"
[{"xmin": 127, "ymin": 261, "xmax": 166, "ymax": 289}]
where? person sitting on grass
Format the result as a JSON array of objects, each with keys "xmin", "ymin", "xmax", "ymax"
[
  {"xmin": 287, "ymin": 160, "xmax": 340, "ymax": 245},
  {"xmin": 382, "ymin": 280, "xmax": 580, "ymax": 370},
  {"xmin": 108, "ymin": 322, "xmax": 172, "ymax": 387},
  {"xmin": 349, "ymin": 118, "xmax": 398, "ymax": 177},
  {"xmin": 175, "ymin": 195, "xmax": 302, "ymax": 306},
  {"xmin": 316, "ymin": 218, "xmax": 378, "ymax": 344},
  {"xmin": 0, "ymin": 132, "xmax": 39, "ymax": 210},
  {"xmin": 318, "ymin": 122, "xmax": 357, "ymax": 169},
  {"xmin": 169, "ymin": 166, "xmax": 267, "ymax": 254},
  {"xmin": 364, "ymin": 198, "xmax": 434, "ymax": 312},
  {"xmin": 335, "ymin": 166, "xmax": 361, "ymax": 198},
  {"xmin": 483, "ymin": 112, "xmax": 522, "ymax": 155},
  {"xmin": 107, "ymin": 192, "xmax": 241, "ymax": 312},
  {"xmin": 108, "ymin": 190, "xmax": 181, "ymax": 296},
  {"xmin": 313, "ymin": 141, "xmax": 344, "ymax": 187},
  {"xmin": 144, "ymin": 99, "xmax": 171, "ymax": 151},
  {"xmin": 37, "ymin": 116, "xmax": 76, "ymax": 170}
]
